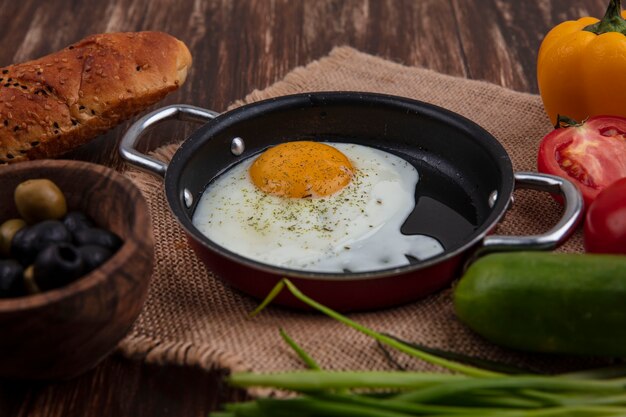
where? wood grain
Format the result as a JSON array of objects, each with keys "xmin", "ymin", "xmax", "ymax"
[{"xmin": 0, "ymin": 0, "xmax": 613, "ymax": 415}]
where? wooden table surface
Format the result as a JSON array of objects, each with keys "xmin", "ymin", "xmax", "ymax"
[{"xmin": 0, "ymin": 0, "xmax": 608, "ymax": 415}]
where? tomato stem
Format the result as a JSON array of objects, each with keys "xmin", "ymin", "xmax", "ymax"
[{"xmin": 583, "ymin": 0, "xmax": 626, "ymax": 35}]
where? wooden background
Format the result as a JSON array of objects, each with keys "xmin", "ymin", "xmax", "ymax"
[{"xmin": 0, "ymin": 0, "xmax": 608, "ymax": 415}]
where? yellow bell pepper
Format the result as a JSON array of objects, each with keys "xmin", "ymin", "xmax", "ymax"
[{"xmin": 537, "ymin": 0, "xmax": 626, "ymax": 125}]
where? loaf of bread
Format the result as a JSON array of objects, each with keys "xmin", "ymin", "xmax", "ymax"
[{"xmin": 0, "ymin": 31, "xmax": 191, "ymax": 163}]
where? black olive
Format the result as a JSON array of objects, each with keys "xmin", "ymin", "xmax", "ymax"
[
  {"xmin": 73, "ymin": 228, "xmax": 122, "ymax": 252},
  {"xmin": 33, "ymin": 243, "xmax": 84, "ymax": 291},
  {"xmin": 11, "ymin": 220, "xmax": 71, "ymax": 266},
  {"xmin": 78, "ymin": 245, "xmax": 113, "ymax": 273},
  {"xmin": 63, "ymin": 211, "xmax": 94, "ymax": 235},
  {"xmin": 0, "ymin": 259, "xmax": 25, "ymax": 297}
]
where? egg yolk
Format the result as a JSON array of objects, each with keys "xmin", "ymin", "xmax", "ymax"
[{"xmin": 249, "ymin": 141, "xmax": 355, "ymax": 198}]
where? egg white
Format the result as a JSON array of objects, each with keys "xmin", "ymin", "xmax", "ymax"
[{"xmin": 192, "ymin": 143, "xmax": 444, "ymax": 273}]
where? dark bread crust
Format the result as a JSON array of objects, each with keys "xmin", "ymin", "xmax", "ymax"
[{"xmin": 0, "ymin": 31, "xmax": 192, "ymax": 163}]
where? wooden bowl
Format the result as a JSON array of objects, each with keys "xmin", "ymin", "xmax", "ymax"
[{"xmin": 0, "ymin": 160, "xmax": 154, "ymax": 380}]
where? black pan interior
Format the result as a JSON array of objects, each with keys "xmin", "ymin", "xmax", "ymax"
[{"xmin": 166, "ymin": 92, "xmax": 514, "ymax": 268}]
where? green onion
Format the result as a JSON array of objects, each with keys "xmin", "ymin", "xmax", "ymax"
[
  {"xmin": 210, "ymin": 279, "xmax": 626, "ymax": 417},
  {"xmin": 278, "ymin": 328, "xmax": 321, "ymax": 370},
  {"xmin": 391, "ymin": 376, "xmax": 623, "ymax": 403},
  {"xmin": 229, "ymin": 370, "xmax": 467, "ymax": 391},
  {"xmin": 379, "ymin": 334, "xmax": 538, "ymax": 374},
  {"xmin": 250, "ymin": 279, "xmax": 500, "ymax": 378}
]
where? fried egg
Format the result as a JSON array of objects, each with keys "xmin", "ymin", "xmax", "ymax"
[{"xmin": 192, "ymin": 141, "xmax": 444, "ymax": 273}]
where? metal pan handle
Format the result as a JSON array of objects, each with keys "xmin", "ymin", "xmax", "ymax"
[
  {"xmin": 119, "ymin": 104, "xmax": 219, "ymax": 177},
  {"xmin": 480, "ymin": 171, "xmax": 583, "ymax": 253}
]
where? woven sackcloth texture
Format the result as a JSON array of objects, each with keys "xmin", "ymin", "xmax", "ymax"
[{"xmin": 118, "ymin": 46, "xmax": 603, "ymax": 376}]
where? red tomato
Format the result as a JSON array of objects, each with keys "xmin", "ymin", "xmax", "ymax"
[
  {"xmin": 584, "ymin": 177, "xmax": 626, "ymax": 254},
  {"xmin": 537, "ymin": 116, "xmax": 626, "ymax": 209}
]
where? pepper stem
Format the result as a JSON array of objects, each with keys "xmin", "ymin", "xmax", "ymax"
[
  {"xmin": 555, "ymin": 114, "xmax": 584, "ymax": 129},
  {"xmin": 584, "ymin": 0, "xmax": 626, "ymax": 35}
]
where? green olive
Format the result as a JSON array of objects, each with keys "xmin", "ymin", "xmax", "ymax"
[
  {"xmin": 14, "ymin": 179, "xmax": 67, "ymax": 224},
  {"xmin": 0, "ymin": 218, "xmax": 26, "ymax": 257},
  {"xmin": 23, "ymin": 265, "xmax": 40, "ymax": 294}
]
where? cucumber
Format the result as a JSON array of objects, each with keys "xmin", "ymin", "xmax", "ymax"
[{"xmin": 453, "ymin": 252, "xmax": 626, "ymax": 357}]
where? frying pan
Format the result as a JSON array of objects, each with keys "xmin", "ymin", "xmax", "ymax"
[{"xmin": 120, "ymin": 92, "xmax": 582, "ymax": 311}]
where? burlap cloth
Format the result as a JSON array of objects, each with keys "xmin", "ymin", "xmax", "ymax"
[{"xmin": 118, "ymin": 47, "xmax": 605, "ymax": 377}]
